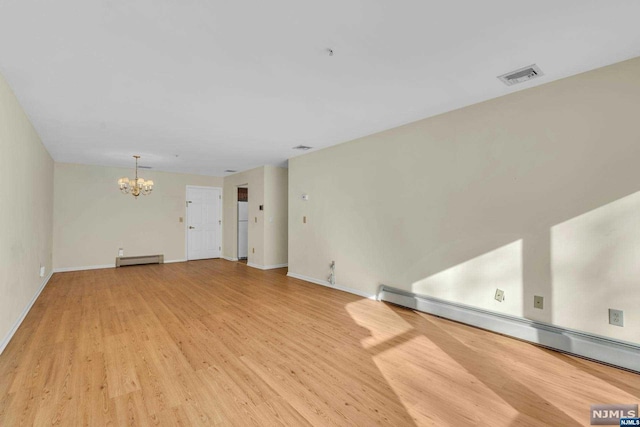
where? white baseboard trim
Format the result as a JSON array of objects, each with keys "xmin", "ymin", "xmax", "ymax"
[
  {"xmin": 0, "ymin": 271, "xmax": 53, "ymax": 355},
  {"xmin": 53, "ymin": 264, "xmax": 114, "ymax": 273},
  {"xmin": 248, "ymin": 262, "xmax": 288, "ymax": 270},
  {"xmin": 223, "ymin": 256, "xmax": 239, "ymax": 262},
  {"xmin": 286, "ymin": 272, "xmax": 377, "ymax": 299},
  {"xmin": 53, "ymin": 259, "xmax": 188, "ymax": 272},
  {"xmin": 378, "ymin": 285, "xmax": 640, "ymax": 373}
]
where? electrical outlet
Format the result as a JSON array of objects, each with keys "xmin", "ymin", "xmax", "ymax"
[
  {"xmin": 609, "ymin": 309, "xmax": 624, "ymax": 327},
  {"xmin": 534, "ymin": 295, "xmax": 544, "ymax": 310},
  {"xmin": 494, "ymin": 289, "xmax": 505, "ymax": 302},
  {"xmin": 118, "ymin": 248, "xmax": 124, "ymax": 257},
  {"xmin": 39, "ymin": 265, "xmax": 45, "ymax": 278}
]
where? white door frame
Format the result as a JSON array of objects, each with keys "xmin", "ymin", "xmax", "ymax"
[
  {"xmin": 185, "ymin": 185, "xmax": 223, "ymax": 260},
  {"xmin": 237, "ymin": 184, "xmax": 249, "ymax": 260}
]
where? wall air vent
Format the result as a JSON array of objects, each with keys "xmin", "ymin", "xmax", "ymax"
[
  {"xmin": 137, "ymin": 165, "xmax": 152, "ymax": 169},
  {"xmin": 293, "ymin": 145, "xmax": 313, "ymax": 150},
  {"xmin": 498, "ymin": 64, "xmax": 544, "ymax": 86}
]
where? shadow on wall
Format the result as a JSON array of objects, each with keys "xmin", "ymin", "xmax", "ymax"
[
  {"xmin": 408, "ymin": 189, "xmax": 640, "ymax": 343},
  {"xmin": 411, "ymin": 239, "xmax": 524, "ymax": 317}
]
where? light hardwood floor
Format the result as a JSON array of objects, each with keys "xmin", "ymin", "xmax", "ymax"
[{"xmin": 0, "ymin": 260, "xmax": 638, "ymax": 426}]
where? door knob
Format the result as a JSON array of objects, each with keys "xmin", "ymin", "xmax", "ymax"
[{"xmin": 189, "ymin": 226, "xmax": 195, "ymax": 229}]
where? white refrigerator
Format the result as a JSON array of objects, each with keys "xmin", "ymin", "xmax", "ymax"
[{"xmin": 237, "ymin": 201, "xmax": 248, "ymax": 259}]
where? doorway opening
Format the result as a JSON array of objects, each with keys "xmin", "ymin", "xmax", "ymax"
[{"xmin": 237, "ymin": 185, "xmax": 248, "ymax": 262}]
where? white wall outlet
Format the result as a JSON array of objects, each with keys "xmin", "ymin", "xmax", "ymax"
[
  {"xmin": 494, "ymin": 289, "xmax": 505, "ymax": 302},
  {"xmin": 534, "ymin": 295, "xmax": 544, "ymax": 309},
  {"xmin": 609, "ymin": 309, "xmax": 624, "ymax": 327},
  {"xmin": 39, "ymin": 265, "xmax": 45, "ymax": 278},
  {"xmin": 302, "ymin": 194, "xmax": 309, "ymax": 201},
  {"xmin": 118, "ymin": 248, "xmax": 124, "ymax": 257}
]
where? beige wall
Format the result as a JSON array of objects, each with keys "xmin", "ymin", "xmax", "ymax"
[
  {"xmin": 0, "ymin": 74, "xmax": 54, "ymax": 347},
  {"xmin": 264, "ymin": 166, "xmax": 288, "ymax": 267},
  {"xmin": 222, "ymin": 166, "xmax": 288, "ymax": 268},
  {"xmin": 53, "ymin": 163, "xmax": 222, "ymax": 269},
  {"xmin": 289, "ymin": 57, "xmax": 640, "ymax": 343}
]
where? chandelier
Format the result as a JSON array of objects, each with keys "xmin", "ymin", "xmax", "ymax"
[{"xmin": 118, "ymin": 155, "xmax": 154, "ymax": 198}]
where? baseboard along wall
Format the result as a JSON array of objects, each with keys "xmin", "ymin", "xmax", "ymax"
[
  {"xmin": 283, "ymin": 274, "xmax": 639, "ymax": 372},
  {"xmin": 0, "ymin": 272, "xmax": 53, "ymax": 355},
  {"xmin": 248, "ymin": 262, "xmax": 289, "ymax": 270},
  {"xmin": 286, "ymin": 272, "xmax": 377, "ymax": 299},
  {"xmin": 378, "ymin": 285, "xmax": 640, "ymax": 373}
]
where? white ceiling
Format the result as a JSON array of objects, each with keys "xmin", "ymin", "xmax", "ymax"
[{"xmin": 1, "ymin": 1, "xmax": 639, "ymax": 176}]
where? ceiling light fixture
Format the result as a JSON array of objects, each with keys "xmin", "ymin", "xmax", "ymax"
[{"xmin": 118, "ymin": 155, "xmax": 154, "ymax": 198}]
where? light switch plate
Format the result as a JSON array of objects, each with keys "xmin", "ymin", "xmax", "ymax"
[{"xmin": 494, "ymin": 289, "xmax": 505, "ymax": 302}]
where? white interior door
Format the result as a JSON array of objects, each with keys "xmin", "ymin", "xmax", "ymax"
[{"xmin": 187, "ymin": 186, "xmax": 221, "ymax": 260}]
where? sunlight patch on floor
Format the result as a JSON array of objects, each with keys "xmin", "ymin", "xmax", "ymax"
[
  {"xmin": 345, "ymin": 298, "xmax": 414, "ymax": 349},
  {"xmin": 371, "ymin": 335, "xmax": 521, "ymax": 426},
  {"xmin": 408, "ymin": 313, "xmax": 636, "ymax": 426}
]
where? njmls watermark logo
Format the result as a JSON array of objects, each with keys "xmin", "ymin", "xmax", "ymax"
[{"xmin": 590, "ymin": 404, "xmax": 638, "ymax": 425}]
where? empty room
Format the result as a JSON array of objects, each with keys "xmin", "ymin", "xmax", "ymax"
[{"xmin": 1, "ymin": 1, "xmax": 639, "ymax": 426}]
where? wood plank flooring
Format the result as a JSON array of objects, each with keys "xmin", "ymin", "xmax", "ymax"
[{"xmin": 0, "ymin": 259, "xmax": 638, "ymax": 426}]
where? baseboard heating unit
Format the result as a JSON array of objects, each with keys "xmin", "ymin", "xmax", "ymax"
[
  {"xmin": 116, "ymin": 254, "xmax": 164, "ymax": 267},
  {"xmin": 378, "ymin": 285, "xmax": 640, "ymax": 373}
]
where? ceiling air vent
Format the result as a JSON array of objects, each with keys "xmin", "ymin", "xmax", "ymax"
[
  {"xmin": 224, "ymin": 169, "xmax": 237, "ymax": 173},
  {"xmin": 498, "ymin": 64, "xmax": 544, "ymax": 86},
  {"xmin": 138, "ymin": 165, "xmax": 152, "ymax": 169},
  {"xmin": 293, "ymin": 145, "xmax": 313, "ymax": 151}
]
